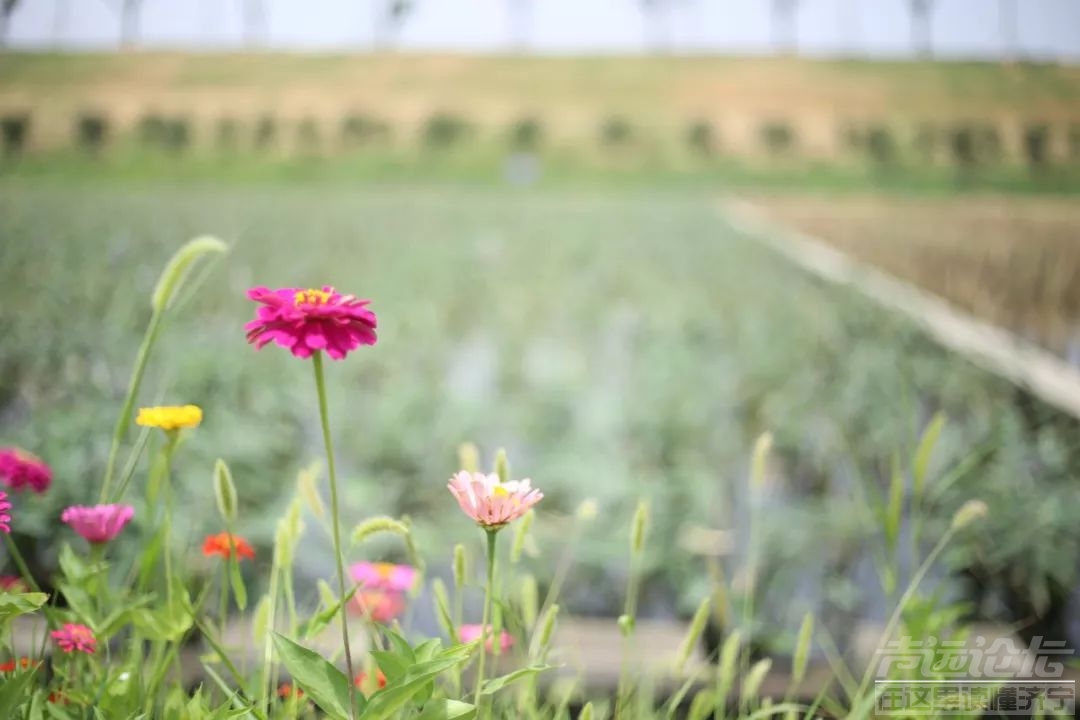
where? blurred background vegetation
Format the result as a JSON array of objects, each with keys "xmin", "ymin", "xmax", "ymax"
[{"xmin": 2, "ymin": 35, "xmax": 1080, "ymax": 666}]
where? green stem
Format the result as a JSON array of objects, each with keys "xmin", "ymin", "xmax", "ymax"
[
  {"xmin": 162, "ymin": 434, "xmax": 178, "ymax": 607},
  {"xmin": 474, "ymin": 529, "xmax": 498, "ymax": 711},
  {"xmin": 312, "ymin": 351, "xmax": 358, "ymax": 719},
  {"xmin": 100, "ymin": 307, "xmax": 165, "ymax": 504},
  {"xmin": 2, "ymin": 534, "xmax": 41, "ymax": 594},
  {"xmin": 852, "ymin": 527, "xmax": 957, "ymax": 706},
  {"xmin": 219, "ymin": 561, "xmax": 230, "ymax": 642}
]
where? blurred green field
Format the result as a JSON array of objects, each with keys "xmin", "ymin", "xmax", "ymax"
[{"xmin": 2, "ymin": 180, "xmax": 1078, "ymax": 643}]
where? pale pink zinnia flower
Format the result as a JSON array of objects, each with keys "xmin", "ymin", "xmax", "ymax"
[
  {"xmin": 60, "ymin": 504, "xmax": 134, "ymax": 544},
  {"xmin": 0, "ymin": 448, "xmax": 51, "ymax": 494},
  {"xmin": 245, "ymin": 286, "xmax": 377, "ymax": 360},
  {"xmin": 51, "ymin": 624, "xmax": 96, "ymax": 654},
  {"xmin": 459, "ymin": 624, "xmax": 514, "ymax": 652},
  {"xmin": 349, "ymin": 589, "xmax": 407, "ymax": 624},
  {"xmin": 350, "ymin": 561, "xmax": 417, "ymax": 593},
  {"xmin": 0, "ymin": 492, "xmax": 11, "ymax": 534},
  {"xmin": 447, "ymin": 471, "xmax": 542, "ymax": 529}
]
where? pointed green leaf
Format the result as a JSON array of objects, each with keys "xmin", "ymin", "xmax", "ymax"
[
  {"xmin": 0, "ymin": 663, "xmax": 41, "ymax": 717},
  {"xmin": 415, "ymin": 699, "xmax": 476, "ymax": 720},
  {"xmin": 371, "ymin": 651, "xmax": 410, "ymax": 684},
  {"xmin": 228, "ymin": 554, "xmax": 247, "ymax": 611},
  {"xmin": 271, "ymin": 632, "xmax": 358, "ymax": 720},
  {"xmin": 360, "ymin": 645, "xmax": 475, "ymax": 720},
  {"xmin": 0, "ymin": 591, "xmax": 48, "ymax": 623},
  {"xmin": 480, "ymin": 665, "xmax": 554, "ymax": 696},
  {"xmin": 912, "ymin": 413, "xmax": 946, "ymax": 499}
]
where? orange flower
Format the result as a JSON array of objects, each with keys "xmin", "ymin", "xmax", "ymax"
[
  {"xmin": 0, "ymin": 657, "xmax": 36, "ymax": 672},
  {"xmin": 277, "ymin": 683, "xmax": 304, "ymax": 700},
  {"xmin": 202, "ymin": 533, "xmax": 255, "ymax": 560},
  {"xmin": 353, "ymin": 669, "xmax": 387, "ymax": 695}
]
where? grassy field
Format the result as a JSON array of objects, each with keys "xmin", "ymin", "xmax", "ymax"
[
  {"xmin": 2, "ymin": 178, "xmax": 1078, "ymax": 644},
  {"xmin": 754, "ymin": 194, "xmax": 1080, "ymax": 357}
]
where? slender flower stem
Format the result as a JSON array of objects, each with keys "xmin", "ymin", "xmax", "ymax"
[
  {"xmin": 312, "ymin": 351, "xmax": 358, "ymax": 719},
  {"xmin": 2, "ymin": 534, "xmax": 41, "ymax": 594},
  {"xmin": 474, "ymin": 529, "xmax": 498, "ymax": 710}
]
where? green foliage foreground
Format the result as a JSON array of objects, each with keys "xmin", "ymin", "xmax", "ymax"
[{"xmin": 0, "ymin": 183, "xmax": 1076, "ymax": 718}]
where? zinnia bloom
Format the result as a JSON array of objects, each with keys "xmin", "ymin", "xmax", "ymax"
[
  {"xmin": 245, "ymin": 286, "xmax": 377, "ymax": 360},
  {"xmin": 354, "ymin": 669, "xmax": 387, "ymax": 694},
  {"xmin": 0, "ymin": 575, "xmax": 27, "ymax": 593},
  {"xmin": 60, "ymin": 504, "xmax": 134, "ymax": 544},
  {"xmin": 350, "ymin": 589, "xmax": 406, "ymax": 624},
  {"xmin": 447, "ymin": 471, "xmax": 542, "ymax": 530},
  {"xmin": 458, "ymin": 624, "xmax": 514, "ymax": 653},
  {"xmin": 0, "ymin": 448, "xmax": 51, "ymax": 493},
  {"xmin": 135, "ymin": 405, "xmax": 203, "ymax": 431},
  {"xmin": 0, "ymin": 492, "xmax": 10, "ymax": 534},
  {"xmin": 350, "ymin": 561, "xmax": 417, "ymax": 593},
  {"xmin": 202, "ymin": 532, "xmax": 255, "ymax": 560},
  {"xmin": 51, "ymin": 623, "xmax": 96, "ymax": 654},
  {"xmin": 277, "ymin": 683, "xmax": 304, "ymax": 700}
]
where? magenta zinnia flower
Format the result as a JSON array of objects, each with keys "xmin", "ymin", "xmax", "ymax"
[
  {"xmin": 51, "ymin": 623, "xmax": 96, "ymax": 654},
  {"xmin": 0, "ymin": 492, "xmax": 10, "ymax": 534},
  {"xmin": 0, "ymin": 448, "xmax": 51, "ymax": 494},
  {"xmin": 448, "ymin": 471, "xmax": 542, "ymax": 530},
  {"xmin": 350, "ymin": 561, "xmax": 417, "ymax": 593},
  {"xmin": 60, "ymin": 504, "xmax": 134, "ymax": 544},
  {"xmin": 244, "ymin": 286, "xmax": 377, "ymax": 360},
  {"xmin": 459, "ymin": 624, "xmax": 514, "ymax": 652}
]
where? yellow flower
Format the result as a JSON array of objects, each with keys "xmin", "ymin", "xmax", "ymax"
[{"xmin": 135, "ymin": 405, "xmax": 203, "ymax": 431}]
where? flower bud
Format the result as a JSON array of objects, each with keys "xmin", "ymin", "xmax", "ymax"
[
  {"xmin": 458, "ymin": 442, "xmax": 480, "ymax": 473},
  {"xmin": 494, "ymin": 448, "xmax": 510, "ymax": 484},
  {"xmin": 213, "ymin": 459, "xmax": 237, "ymax": 523},
  {"xmin": 952, "ymin": 499, "xmax": 988, "ymax": 530}
]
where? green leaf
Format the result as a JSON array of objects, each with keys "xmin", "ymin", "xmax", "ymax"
[
  {"xmin": 912, "ymin": 412, "xmax": 946, "ymax": 499},
  {"xmin": 360, "ymin": 645, "xmax": 475, "ymax": 720},
  {"xmin": 884, "ymin": 454, "xmax": 904, "ymax": 554},
  {"xmin": 151, "ymin": 235, "xmax": 227, "ymax": 313},
  {"xmin": 384, "ymin": 627, "xmax": 415, "ymax": 663},
  {"xmin": 228, "ymin": 554, "xmax": 247, "ymax": 611},
  {"xmin": 271, "ymin": 632, "xmax": 358, "ymax": 720},
  {"xmin": 413, "ymin": 639, "xmax": 443, "ymax": 663},
  {"xmin": 371, "ymin": 651, "xmax": 410, "ymax": 684},
  {"xmin": 480, "ymin": 665, "xmax": 554, "ymax": 696},
  {"xmin": 0, "ymin": 591, "xmax": 48, "ymax": 623},
  {"xmin": 0, "ymin": 662, "xmax": 41, "ymax": 717},
  {"xmin": 57, "ymin": 544, "xmax": 89, "ymax": 582},
  {"xmin": 415, "ymin": 699, "xmax": 477, "ymax": 720}
]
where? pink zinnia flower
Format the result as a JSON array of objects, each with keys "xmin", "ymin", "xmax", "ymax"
[
  {"xmin": 51, "ymin": 623, "xmax": 96, "ymax": 654},
  {"xmin": 447, "ymin": 471, "xmax": 542, "ymax": 530},
  {"xmin": 0, "ymin": 575, "xmax": 26, "ymax": 592},
  {"xmin": 245, "ymin": 286, "xmax": 377, "ymax": 360},
  {"xmin": 350, "ymin": 589, "xmax": 407, "ymax": 623},
  {"xmin": 60, "ymin": 504, "xmax": 134, "ymax": 544},
  {"xmin": 350, "ymin": 562, "xmax": 417, "ymax": 593},
  {"xmin": 0, "ymin": 448, "xmax": 51, "ymax": 494},
  {"xmin": 459, "ymin": 624, "xmax": 514, "ymax": 652},
  {"xmin": 0, "ymin": 492, "xmax": 10, "ymax": 534}
]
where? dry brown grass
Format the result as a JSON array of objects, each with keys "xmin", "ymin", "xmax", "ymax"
[
  {"xmin": 3, "ymin": 53, "xmax": 1080, "ymax": 154},
  {"xmin": 753, "ymin": 194, "xmax": 1080, "ymax": 356}
]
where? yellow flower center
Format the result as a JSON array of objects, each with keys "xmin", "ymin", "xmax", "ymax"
[
  {"xmin": 374, "ymin": 562, "xmax": 395, "ymax": 579},
  {"xmin": 294, "ymin": 288, "xmax": 332, "ymax": 306},
  {"xmin": 492, "ymin": 485, "xmax": 510, "ymax": 498}
]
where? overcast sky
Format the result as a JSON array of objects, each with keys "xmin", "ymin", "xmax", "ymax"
[{"xmin": 5, "ymin": 0, "xmax": 1080, "ymax": 62}]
